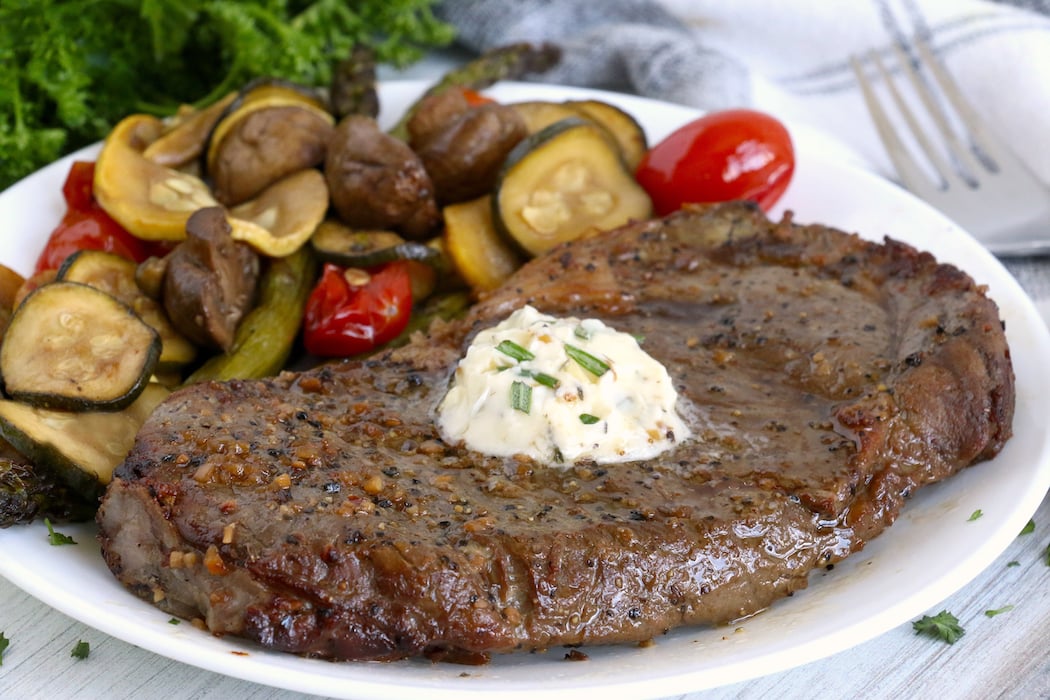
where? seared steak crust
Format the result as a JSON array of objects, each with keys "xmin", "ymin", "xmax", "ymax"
[{"xmin": 97, "ymin": 202, "xmax": 1014, "ymax": 661}]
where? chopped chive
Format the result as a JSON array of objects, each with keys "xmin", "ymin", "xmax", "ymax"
[
  {"xmin": 1007, "ymin": 560, "xmax": 1020, "ymax": 567},
  {"xmin": 565, "ymin": 343, "xmax": 610, "ymax": 376},
  {"xmin": 1020, "ymin": 519, "xmax": 1035, "ymax": 535},
  {"xmin": 511, "ymin": 380, "xmax": 532, "ymax": 413},
  {"xmin": 45, "ymin": 518, "xmax": 76, "ymax": 546},
  {"xmin": 168, "ymin": 617, "xmax": 181, "ymax": 625},
  {"xmin": 984, "ymin": 605, "xmax": 1014, "ymax": 618},
  {"xmin": 579, "ymin": 413, "xmax": 600, "ymax": 425},
  {"xmin": 520, "ymin": 369, "xmax": 560, "ymax": 388},
  {"xmin": 497, "ymin": 340, "xmax": 534, "ymax": 362},
  {"xmin": 968, "ymin": 509, "xmax": 983, "ymax": 522}
]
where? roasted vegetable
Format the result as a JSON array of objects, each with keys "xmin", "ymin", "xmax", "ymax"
[
  {"xmin": 0, "ymin": 383, "xmax": 170, "ymax": 497},
  {"xmin": 409, "ymin": 90, "xmax": 527, "ymax": 205},
  {"xmin": 310, "ymin": 220, "xmax": 439, "ymax": 268},
  {"xmin": 227, "ymin": 169, "xmax": 330, "ymax": 257},
  {"xmin": 57, "ymin": 250, "xmax": 197, "ymax": 371},
  {"xmin": 325, "ymin": 115, "xmax": 440, "ymax": 239},
  {"xmin": 185, "ymin": 245, "xmax": 317, "ymax": 384},
  {"xmin": 0, "ymin": 445, "xmax": 96, "ymax": 527},
  {"xmin": 0, "ymin": 281, "xmax": 160, "ymax": 411},
  {"xmin": 142, "ymin": 92, "xmax": 238, "ymax": 169},
  {"xmin": 330, "ymin": 46, "xmax": 379, "ymax": 120},
  {"xmin": 444, "ymin": 195, "xmax": 523, "ymax": 292},
  {"xmin": 163, "ymin": 207, "xmax": 260, "ymax": 352},
  {"xmin": 93, "ymin": 115, "xmax": 219, "ymax": 241},
  {"xmin": 492, "ymin": 118, "xmax": 653, "ymax": 256},
  {"xmin": 510, "ymin": 100, "xmax": 649, "ymax": 170},
  {"xmin": 205, "ymin": 79, "xmax": 334, "ymax": 206},
  {"xmin": 390, "ymin": 42, "xmax": 561, "ymax": 139}
]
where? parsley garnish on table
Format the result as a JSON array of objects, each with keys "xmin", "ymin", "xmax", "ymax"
[
  {"xmin": 0, "ymin": 0, "xmax": 454, "ymax": 189},
  {"xmin": 912, "ymin": 610, "xmax": 965, "ymax": 644},
  {"xmin": 0, "ymin": 631, "xmax": 9, "ymax": 665}
]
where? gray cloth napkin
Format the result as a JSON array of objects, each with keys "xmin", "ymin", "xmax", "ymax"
[{"xmin": 435, "ymin": 0, "xmax": 1050, "ymax": 311}]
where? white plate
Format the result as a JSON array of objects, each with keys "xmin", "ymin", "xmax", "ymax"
[{"xmin": 0, "ymin": 81, "xmax": 1048, "ymax": 700}]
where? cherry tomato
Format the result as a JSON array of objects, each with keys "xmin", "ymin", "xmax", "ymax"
[
  {"xmin": 35, "ymin": 161, "xmax": 152, "ymax": 273},
  {"xmin": 459, "ymin": 87, "xmax": 495, "ymax": 107},
  {"xmin": 635, "ymin": 109, "xmax": 795, "ymax": 216},
  {"xmin": 303, "ymin": 261, "xmax": 414, "ymax": 357}
]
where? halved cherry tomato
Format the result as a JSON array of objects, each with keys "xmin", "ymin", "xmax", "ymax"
[
  {"xmin": 35, "ymin": 161, "xmax": 153, "ymax": 273},
  {"xmin": 303, "ymin": 261, "xmax": 414, "ymax": 357},
  {"xmin": 460, "ymin": 87, "xmax": 495, "ymax": 107},
  {"xmin": 635, "ymin": 109, "xmax": 795, "ymax": 216}
]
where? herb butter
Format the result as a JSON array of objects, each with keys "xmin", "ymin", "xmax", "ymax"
[{"xmin": 437, "ymin": 305, "xmax": 691, "ymax": 465}]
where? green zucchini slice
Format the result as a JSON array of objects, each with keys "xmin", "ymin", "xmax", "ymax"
[
  {"xmin": 310, "ymin": 220, "xmax": 440, "ymax": 268},
  {"xmin": 0, "ymin": 281, "xmax": 160, "ymax": 411},
  {"xmin": 0, "ymin": 383, "xmax": 170, "ymax": 495},
  {"xmin": 493, "ymin": 118, "xmax": 653, "ymax": 257},
  {"xmin": 564, "ymin": 99, "xmax": 649, "ymax": 170},
  {"xmin": 57, "ymin": 250, "xmax": 198, "ymax": 370}
]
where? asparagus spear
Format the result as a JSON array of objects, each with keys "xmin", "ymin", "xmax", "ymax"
[
  {"xmin": 331, "ymin": 46, "xmax": 379, "ymax": 119},
  {"xmin": 0, "ymin": 451, "xmax": 95, "ymax": 527}
]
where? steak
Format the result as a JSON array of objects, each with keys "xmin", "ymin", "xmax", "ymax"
[{"xmin": 97, "ymin": 201, "xmax": 1014, "ymax": 662}]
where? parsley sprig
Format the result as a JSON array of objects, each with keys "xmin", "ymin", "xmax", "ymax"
[{"xmin": 912, "ymin": 610, "xmax": 965, "ymax": 644}]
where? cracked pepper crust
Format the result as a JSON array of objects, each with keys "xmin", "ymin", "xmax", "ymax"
[{"xmin": 97, "ymin": 201, "xmax": 1014, "ymax": 662}]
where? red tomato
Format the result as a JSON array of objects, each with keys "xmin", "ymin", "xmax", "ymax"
[
  {"xmin": 460, "ymin": 87, "xmax": 495, "ymax": 107},
  {"xmin": 303, "ymin": 261, "xmax": 414, "ymax": 357},
  {"xmin": 35, "ymin": 161, "xmax": 152, "ymax": 273},
  {"xmin": 635, "ymin": 109, "xmax": 795, "ymax": 216}
]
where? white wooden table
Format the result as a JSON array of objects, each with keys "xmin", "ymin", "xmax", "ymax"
[{"xmin": 1, "ymin": 491, "xmax": 1047, "ymax": 699}]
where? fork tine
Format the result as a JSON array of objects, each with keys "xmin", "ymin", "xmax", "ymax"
[
  {"xmin": 891, "ymin": 40, "xmax": 985, "ymax": 181},
  {"xmin": 912, "ymin": 36, "xmax": 1006, "ymax": 171},
  {"xmin": 850, "ymin": 52, "xmax": 945, "ymax": 193}
]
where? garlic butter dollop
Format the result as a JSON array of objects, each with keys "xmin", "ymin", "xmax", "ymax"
[{"xmin": 437, "ymin": 305, "xmax": 691, "ymax": 465}]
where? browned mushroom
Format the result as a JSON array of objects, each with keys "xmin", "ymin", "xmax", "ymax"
[
  {"xmin": 162, "ymin": 207, "xmax": 260, "ymax": 352},
  {"xmin": 408, "ymin": 90, "xmax": 527, "ymax": 205},
  {"xmin": 324, "ymin": 115, "xmax": 440, "ymax": 239},
  {"xmin": 206, "ymin": 82, "xmax": 335, "ymax": 206}
]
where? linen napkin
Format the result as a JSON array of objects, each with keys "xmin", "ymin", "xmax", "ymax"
[{"xmin": 434, "ymin": 0, "xmax": 1050, "ymax": 313}]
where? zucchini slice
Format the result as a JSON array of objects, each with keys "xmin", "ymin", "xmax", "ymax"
[
  {"xmin": 0, "ymin": 281, "xmax": 160, "ymax": 411},
  {"xmin": 564, "ymin": 100, "xmax": 648, "ymax": 170},
  {"xmin": 0, "ymin": 383, "xmax": 170, "ymax": 496},
  {"xmin": 492, "ymin": 118, "xmax": 653, "ymax": 257},
  {"xmin": 444, "ymin": 195, "xmax": 523, "ymax": 292},
  {"xmin": 510, "ymin": 100, "xmax": 649, "ymax": 170},
  {"xmin": 310, "ymin": 219, "xmax": 440, "ymax": 268},
  {"xmin": 57, "ymin": 250, "xmax": 197, "ymax": 370}
]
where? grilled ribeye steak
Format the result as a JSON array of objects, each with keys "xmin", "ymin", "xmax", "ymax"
[{"xmin": 97, "ymin": 202, "xmax": 1014, "ymax": 662}]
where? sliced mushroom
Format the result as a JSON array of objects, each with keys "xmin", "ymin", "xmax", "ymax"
[
  {"xmin": 142, "ymin": 92, "xmax": 238, "ymax": 170},
  {"xmin": 94, "ymin": 114, "xmax": 219, "ymax": 241},
  {"xmin": 325, "ymin": 115, "xmax": 440, "ymax": 240},
  {"xmin": 227, "ymin": 169, "xmax": 329, "ymax": 257},
  {"xmin": 206, "ymin": 81, "xmax": 335, "ymax": 206},
  {"xmin": 162, "ymin": 207, "xmax": 260, "ymax": 352}
]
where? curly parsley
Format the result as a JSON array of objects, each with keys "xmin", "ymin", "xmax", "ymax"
[
  {"xmin": 912, "ymin": 610, "xmax": 965, "ymax": 644},
  {"xmin": 70, "ymin": 640, "xmax": 90, "ymax": 660},
  {"xmin": 0, "ymin": 0, "xmax": 454, "ymax": 189}
]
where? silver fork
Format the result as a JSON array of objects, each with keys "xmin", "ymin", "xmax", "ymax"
[{"xmin": 850, "ymin": 36, "xmax": 1050, "ymax": 256}]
